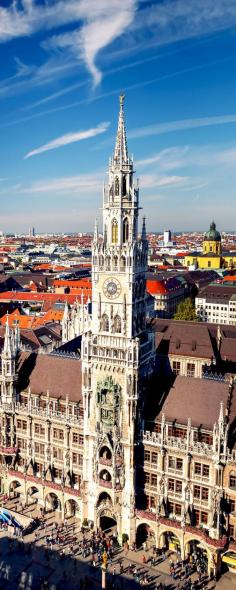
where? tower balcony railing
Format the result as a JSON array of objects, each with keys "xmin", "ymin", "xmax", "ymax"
[
  {"xmin": 99, "ymin": 457, "xmax": 112, "ymax": 467},
  {"xmin": 99, "ymin": 479, "xmax": 112, "ymax": 489}
]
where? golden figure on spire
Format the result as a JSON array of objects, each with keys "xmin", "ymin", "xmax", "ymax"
[{"xmin": 119, "ymin": 93, "xmax": 125, "ymax": 105}]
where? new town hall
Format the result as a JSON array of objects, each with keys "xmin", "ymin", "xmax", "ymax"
[{"xmin": 0, "ymin": 97, "xmax": 236, "ymax": 576}]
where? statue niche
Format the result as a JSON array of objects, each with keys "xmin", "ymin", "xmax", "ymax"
[{"xmin": 97, "ymin": 376, "xmax": 121, "ymax": 428}]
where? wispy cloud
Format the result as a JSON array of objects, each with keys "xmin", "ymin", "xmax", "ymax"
[
  {"xmin": 23, "ymin": 80, "xmax": 87, "ymax": 111},
  {"xmin": 18, "ymin": 172, "xmax": 104, "ymax": 195},
  {"xmin": 136, "ymin": 147, "xmax": 190, "ymax": 170},
  {"xmin": 129, "ymin": 115, "xmax": 236, "ymax": 140},
  {"xmin": 114, "ymin": 0, "xmax": 236, "ymax": 61},
  {"xmin": 0, "ymin": 0, "xmax": 137, "ymax": 86},
  {"xmin": 24, "ymin": 122, "xmax": 110, "ymax": 159},
  {"xmin": 140, "ymin": 174, "xmax": 189, "ymax": 189},
  {"xmin": 136, "ymin": 144, "xmax": 236, "ymax": 172},
  {"xmin": 45, "ymin": 1, "xmax": 137, "ymax": 87}
]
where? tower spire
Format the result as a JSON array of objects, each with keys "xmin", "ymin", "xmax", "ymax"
[
  {"xmin": 141, "ymin": 216, "xmax": 147, "ymax": 241},
  {"xmin": 93, "ymin": 218, "xmax": 98, "ymax": 243},
  {"xmin": 114, "ymin": 94, "xmax": 129, "ymax": 165},
  {"xmin": 3, "ymin": 314, "xmax": 13, "ymax": 356}
]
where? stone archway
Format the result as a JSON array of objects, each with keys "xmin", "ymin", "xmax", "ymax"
[
  {"xmin": 45, "ymin": 492, "xmax": 61, "ymax": 513},
  {"xmin": 9, "ymin": 480, "xmax": 22, "ymax": 499},
  {"xmin": 136, "ymin": 523, "xmax": 155, "ymax": 549},
  {"xmin": 65, "ymin": 498, "xmax": 80, "ymax": 518},
  {"xmin": 26, "ymin": 486, "xmax": 40, "ymax": 506},
  {"xmin": 185, "ymin": 538, "xmax": 211, "ymax": 574},
  {"xmin": 96, "ymin": 491, "xmax": 117, "ymax": 533},
  {"xmin": 99, "ymin": 508, "xmax": 117, "ymax": 534},
  {"xmin": 159, "ymin": 530, "xmax": 181, "ymax": 553}
]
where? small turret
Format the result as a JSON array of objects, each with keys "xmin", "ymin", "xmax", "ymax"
[
  {"xmin": 0, "ymin": 316, "xmax": 18, "ymax": 403},
  {"xmin": 93, "ymin": 218, "xmax": 98, "ymax": 244},
  {"xmin": 141, "ymin": 216, "xmax": 147, "ymax": 241}
]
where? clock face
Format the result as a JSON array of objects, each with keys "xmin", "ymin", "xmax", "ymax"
[{"xmin": 103, "ymin": 278, "xmax": 121, "ymax": 299}]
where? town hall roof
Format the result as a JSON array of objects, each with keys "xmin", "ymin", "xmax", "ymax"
[{"xmin": 17, "ymin": 351, "xmax": 82, "ymax": 402}]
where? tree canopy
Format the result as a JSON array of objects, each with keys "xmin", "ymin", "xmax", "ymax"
[{"xmin": 174, "ymin": 298, "xmax": 199, "ymax": 321}]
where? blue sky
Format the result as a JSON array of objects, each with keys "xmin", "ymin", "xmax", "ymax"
[{"xmin": 0, "ymin": 0, "xmax": 236, "ymax": 233}]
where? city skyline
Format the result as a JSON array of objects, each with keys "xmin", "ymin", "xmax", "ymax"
[{"xmin": 1, "ymin": 0, "xmax": 236, "ymax": 232}]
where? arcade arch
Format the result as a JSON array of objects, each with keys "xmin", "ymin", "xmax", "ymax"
[
  {"xmin": 136, "ymin": 522, "xmax": 155, "ymax": 548},
  {"xmin": 45, "ymin": 492, "xmax": 61, "ymax": 513}
]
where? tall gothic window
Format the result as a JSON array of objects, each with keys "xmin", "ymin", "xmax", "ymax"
[
  {"xmin": 101, "ymin": 314, "xmax": 109, "ymax": 332},
  {"xmin": 115, "ymin": 177, "xmax": 119, "ymax": 196},
  {"xmin": 106, "ymin": 256, "xmax": 111, "ymax": 271},
  {"xmin": 123, "ymin": 218, "xmax": 129, "ymax": 243},
  {"xmin": 112, "ymin": 219, "xmax": 118, "ymax": 243},
  {"xmin": 120, "ymin": 256, "xmax": 126, "ymax": 270},
  {"xmin": 114, "ymin": 315, "xmax": 122, "ymax": 333},
  {"xmin": 122, "ymin": 175, "xmax": 126, "ymax": 196}
]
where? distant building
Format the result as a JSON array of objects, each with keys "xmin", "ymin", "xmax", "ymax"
[
  {"xmin": 196, "ymin": 284, "xmax": 236, "ymax": 325},
  {"xmin": 163, "ymin": 229, "xmax": 172, "ymax": 245},
  {"xmin": 146, "ymin": 274, "xmax": 188, "ymax": 318},
  {"xmin": 184, "ymin": 221, "xmax": 236, "ymax": 270}
]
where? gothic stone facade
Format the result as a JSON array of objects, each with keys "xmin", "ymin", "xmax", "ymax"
[{"xmin": 0, "ymin": 97, "xmax": 235, "ymax": 576}]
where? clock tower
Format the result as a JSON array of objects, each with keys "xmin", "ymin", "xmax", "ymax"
[{"xmin": 81, "ymin": 95, "xmax": 154, "ymax": 541}]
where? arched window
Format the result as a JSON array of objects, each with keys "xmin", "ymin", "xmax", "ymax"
[
  {"xmin": 123, "ymin": 218, "xmax": 129, "ymax": 243},
  {"xmin": 120, "ymin": 256, "xmax": 126, "ymax": 270},
  {"xmin": 113, "ymin": 255, "xmax": 118, "ymax": 269},
  {"xmin": 106, "ymin": 256, "xmax": 111, "ymax": 271},
  {"xmin": 114, "ymin": 315, "xmax": 122, "ymax": 333},
  {"xmin": 115, "ymin": 177, "xmax": 119, "ymax": 196},
  {"xmin": 122, "ymin": 175, "xmax": 126, "ymax": 196},
  {"xmin": 101, "ymin": 314, "xmax": 109, "ymax": 332},
  {"xmin": 112, "ymin": 219, "xmax": 118, "ymax": 243},
  {"xmin": 99, "ymin": 255, "xmax": 104, "ymax": 268}
]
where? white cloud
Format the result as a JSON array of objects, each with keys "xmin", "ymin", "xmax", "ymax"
[
  {"xmin": 136, "ymin": 146, "xmax": 190, "ymax": 170},
  {"xmin": 19, "ymin": 172, "xmax": 104, "ymax": 194},
  {"xmin": 136, "ymin": 144, "xmax": 236, "ymax": 173},
  {"xmin": 114, "ymin": 0, "xmax": 236, "ymax": 60},
  {"xmin": 24, "ymin": 122, "xmax": 110, "ymax": 159},
  {"xmin": 140, "ymin": 174, "xmax": 189, "ymax": 189},
  {"xmin": 129, "ymin": 115, "xmax": 236, "ymax": 140},
  {"xmin": 43, "ymin": 0, "xmax": 136, "ymax": 87},
  {"xmin": 0, "ymin": 0, "xmax": 136, "ymax": 86}
]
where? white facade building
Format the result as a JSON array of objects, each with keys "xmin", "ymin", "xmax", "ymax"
[{"xmin": 196, "ymin": 288, "xmax": 236, "ymax": 325}]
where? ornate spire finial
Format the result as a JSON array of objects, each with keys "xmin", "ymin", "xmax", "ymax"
[
  {"xmin": 114, "ymin": 94, "xmax": 128, "ymax": 165},
  {"xmin": 94, "ymin": 218, "xmax": 98, "ymax": 243},
  {"xmin": 3, "ymin": 314, "xmax": 13, "ymax": 356},
  {"xmin": 141, "ymin": 216, "xmax": 147, "ymax": 240}
]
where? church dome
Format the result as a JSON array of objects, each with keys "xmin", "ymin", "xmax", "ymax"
[{"xmin": 204, "ymin": 221, "xmax": 221, "ymax": 242}]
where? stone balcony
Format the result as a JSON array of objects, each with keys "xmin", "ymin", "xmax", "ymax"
[
  {"xmin": 99, "ymin": 457, "xmax": 112, "ymax": 467},
  {"xmin": 0, "ymin": 402, "xmax": 83, "ymax": 427},
  {"xmin": 141, "ymin": 430, "xmax": 214, "ymax": 458},
  {"xmin": 99, "ymin": 479, "xmax": 112, "ymax": 489},
  {"xmin": 0, "ymin": 446, "xmax": 18, "ymax": 455}
]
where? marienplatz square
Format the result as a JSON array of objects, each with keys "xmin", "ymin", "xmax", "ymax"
[{"xmin": 0, "ymin": 96, "xmax": 236, "ymax": 580}]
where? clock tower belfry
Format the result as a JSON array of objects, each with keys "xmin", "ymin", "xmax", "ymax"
[{"xmin": 81, "ymin": 95, "xmax": 154, "ymax": 541}]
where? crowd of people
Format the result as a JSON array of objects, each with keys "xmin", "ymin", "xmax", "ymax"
[{"xmin": 0, "ymin": 498, "xmax": 218, "ymax": 589}]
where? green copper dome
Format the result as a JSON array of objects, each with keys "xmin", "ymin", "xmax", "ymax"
[{"xmin": 204, "ymin": 221, "xmax": 221, "ymax": 242}]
